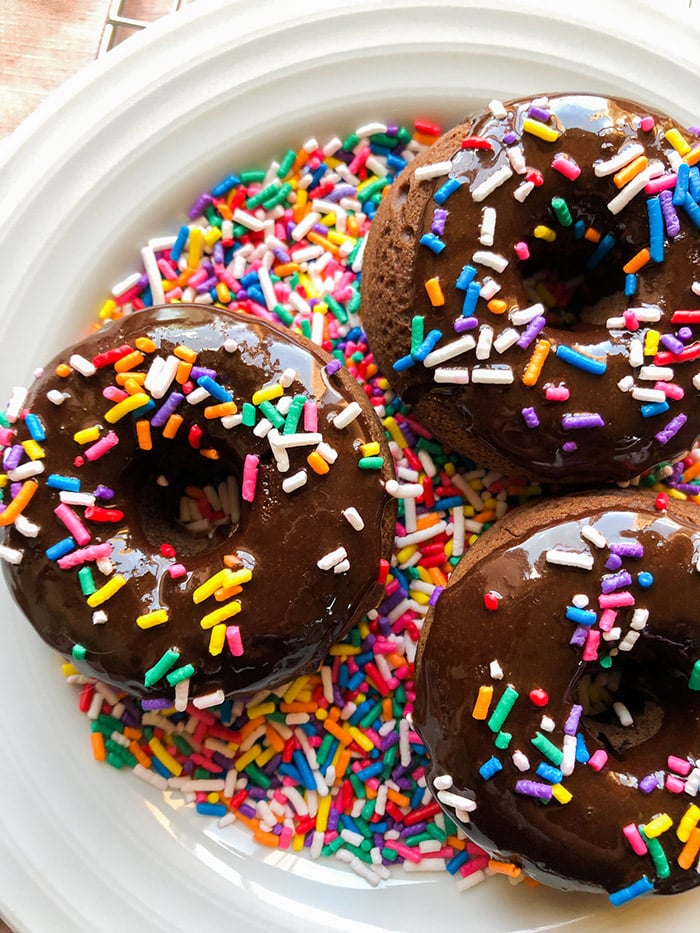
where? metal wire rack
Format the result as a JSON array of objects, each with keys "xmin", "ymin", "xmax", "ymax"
[{"xmin": 98, "ymin": 0, "xmax": 196, "ymax": 56}]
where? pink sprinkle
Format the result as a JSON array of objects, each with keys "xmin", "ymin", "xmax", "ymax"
[
  {"xmin": 588, "ymin": 749, "xmax": 608, "ymax": 772},
  {"xmin": 383, "ymin": 839, "xmax": 422, "ymax": 863},
  {"xmin": 103, "ymin": 386, "xmax": 128, "ymax": 402},
  {"xmin": 582, "ymin": 629, "xmax": 600, "ymax": 662},
  {"xmin": 668, "ymin": 755, "xmax": 692, "ymax": 777},
  {"xmin": 645, "ymin": 173, "xmax": 677, "ymax": 195},
  {"xmin": 514, "ymin": 241, "xmax": 530, "ymax": 261},
  {"xmin": 599, "ymin": 608, "xmax": 617, "ymax": 632},
  {"xmin": 167, "ymin": 563, "xmax": 187, "ymax": 579},
  {"xmin": 655, "ymin": 381, "xmax": 684, "ymax": 400},
  {"xmin": 551, "ymin": 153, "xmax": 581, "ymax": 181},
  {"xmin": 665, "ymin": 774, "xmax": 686, "ymax": 794},
  {"xmin": 57, "ymin": 542, "xmax": 112, "ymax": 569},
  {"xmin": 623, "ymin": 309, "xmax": 639, "ymax": 331},
  {"xmin": 84, "ymin": 431, "xmax": 119, "ymax": 462},
  {"xmin": 598, "ymin": 591, "xmax": 635, "ymax": 609},
  {"xmin": 303, "ymin": 399, "xmax": 318, "ymax": 433},
  {"xmin": 226, "ymin": 624, "xmax": 244, "ymax": 656},
  {"xmin": 241, "ymin": 454, "xmax": 260, "ymax": 502},
  {"xmin": 640, "ymin": 115, "xmax": 655, "ymax": 132},
  {"xmin": 54, "ymin": 503, "xmax": 91, "ymax": 545},
  {"xmin": 278, "ymin": 825, "xmax": 293, "ymax": 849},
  {"xmin": 460, "ymin": 856, "xmax": 490, "ymax": 876},
  {"xmin": 623, "ymin": 823, "xmax": 648, "ymax": 855},
  {"xmin": 545, "ymin": 384, "xmax": 570, "ymax": 402}
]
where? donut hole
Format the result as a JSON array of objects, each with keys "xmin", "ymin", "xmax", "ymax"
[{"xmin": 121, "ymin": 446, "xmax": 241, "ymax": 557}]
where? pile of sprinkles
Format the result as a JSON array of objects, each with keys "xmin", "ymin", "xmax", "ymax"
[{"xmin": 7, "ymin": 114, "xmax": 700, "ymax": 892}]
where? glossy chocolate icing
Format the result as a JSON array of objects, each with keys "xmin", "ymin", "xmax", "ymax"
[
  {"xmin": 1, "ymin": 305, "xmax": 396, "ymax": 700},
  {"xmin": 414, "ymin": 490, "xmax": 700, "ymax": 896},
  {"xmin": 363, "ymin": 94, "xmax": 700, "ymax": 483}
]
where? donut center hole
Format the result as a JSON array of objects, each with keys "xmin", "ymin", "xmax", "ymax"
[
  {"xmin": 122, "ymin": 450, "xmax": 241, "ymax": 558},
  {"xmin": 521, "ymin": 245, "xmax": 625, "ymax": 331},
  {"xmin": 576, "ymin": 650, "xmax": 684, "ymax": 760}
]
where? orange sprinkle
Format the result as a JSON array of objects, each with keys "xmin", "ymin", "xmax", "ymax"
[
  {"xmin": 413, "ymin": 129, "xmax": 441, "ymax": 147},
  {"xmin": 0, "ymin": 480, "xmax": 38, "ymax": 526},
  {"xmin": 488, "ymin": 859, "xmax": 521, "ymax": 878},
  {"xmin": 583, "ymin": 227, "xmax": 601, "ymax": 243},
  {"xmin": 239, "ymin": 714, "xmax": 266, "ymax": 742},
  {"xmin": 279, "ymin": 701, "xmax": 319, "ymax": 714},
  {"xmin": 307, "ymin": 231, "xmax": 340, "ymax": 255},
  {"xmin": 623, "ymin": 248, "xmax": 651, "ymax": 275},
  {"xmin": 446, "ymin": 835, "xmax": 466, "ymax": 850},
  {"xmin": 90, "ymin": 731, "xmax": 106, "ymax": 761},
  {"xmin": 307, "ymin": 451, "xmax": 330, "ymax": 475},
  {"xmin": 472, "ymin": 685, "xmax": 494, "ymax": 720},
  {"xmin": 487, "ymin": 299, "xmax": 508, "ymax": 315},
  {"xmin": 114, "ymin": 350, "xmax": 145, "ymax": 373},
  {"xmin": 613, "ymin": 155, "xmax": 648, "ymax": 189},
  {"xmin": 346, "ymin": 216, "xmax": 360, "ymax": 238},
  {"xmin": 174, "ymin": 345, "xmax": 198, "ymax": 363},
  {"xmin": 128, "ymin": 740, "xmax": 152, "ymax": 769},
  {"xmin": 214, "ymin": 584, "xmax": 243, "ymax": 602},
  {"xmin": 135, "ymin": 420, "xmax": 152, "ymax": 451},
  {"xmin": 327, "ymin": 706, "xmax": 341, "ymax": 722},
  {"xmin": 265, "ymin": 724, "xmax": 286, "ymax": 754},
  {"xmin": 163, "ymin": 414, "xmax": 184, "ymax": 439},
  {"xmin": 223, "ymin": 554, "xmax": 244, "ymax": 569},
  {"xmin": 204, "ymin": 401, "xmax": 238, "ymax": 419},
  {"xmin": 135, "ymin": 337, "xmax": 157, "ymax": 353},
  {"xmin": 381, "ymin": 698, "xmax": 393, "ymax": 721},
  {"xmin": 254, "ymin": 829, "xmax": 280, "ymax": 848},
  {"xmin": 683, "ymin": 145, "xmax": 700, "ymax": 166},
  {"xmin": 385, "ymin": 652, "xmax": 406, "ymax": 669},
  {"xmin": 200, "ymin": 448, "xmax": 220, "ymax": 460},
  {"xmin": 55, "ymin": 363, "xmax": 72, "ymax": 378},
  {"xmin": 123, "ymin": 726, "xmax": 142, "ymax": 741},
  {"xmin": 415, "ymin": 513, "xmax": 440, "ymax": 531},
  {"xmin": 682, "ymin": 460, "xmax": 700, "ymax": 482},
  {"xmin": 274, "ymin": 262, "xmax": 301, "ymax": 277},
  {"xmin": 292, "ymin": 188, "xmax": 308, "ymax": 222},
  {"xmin": 233, "ymin": 811, "xmax": 259, "ymax": 832},
  {"xmin": 522, "ymin": 338, "xmax": 551, "ymax": 387},
  {"xmin": 473, "ymin": 509, "xmax": 496, "ymax": 524},
  {"xmin": 678, "ymin": 827, "xmax": 700, "ymax": 870},
  {"xmin": 116, "ymin": 372, "xmax": 147, "ymax": 389},
  {"xmin": 386, "ymin": 788, "xmax": 411, "ymax": 808},
  {"xmin": 176, "ymin": 361, "xmax": 193, "ymax": 384},
  {"xmin": 424, "ymin": 277, "xmax": 445, "ymax": 307},
  {"xmin": 335, "ymin": 748, "xmax": 352, "ymax": 779},
  {"xmin": 323, "ymin": 718, "xmax": 354, "ymax": 746},
  {"xmin": 428, "ymin": 566, "xmax": 448, "ymax": 588}
]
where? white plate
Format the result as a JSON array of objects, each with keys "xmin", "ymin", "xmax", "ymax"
[{"xmin": 1, "ymin": 0, "xmax": 699, "ymax": 930}]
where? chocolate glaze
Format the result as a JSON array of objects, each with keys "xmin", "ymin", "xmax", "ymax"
[
  {"xmin": 363, "ymin": 94, "xmax": 700, "ymax": 484},
  {"xmin": 414, "ymin": 490, "xmax": 700, "ymax": 896},
  {"xmin": 1, "ymin": 306, "xmax": 396, "ymax": 700}
]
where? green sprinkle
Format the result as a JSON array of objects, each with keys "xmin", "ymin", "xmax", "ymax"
[
  {"xmin": 246, "ymin": 182, "xmax": 282, "ymax": 209},
  {"xmin": 300, "ymin": 318, "xmax": 312, "ymax": 339},
  {"xmin": 357, "ymin": 456, "xmax": 385, "ymax": 470},
  {"xmin": 640, "ymin": 827, "xmax": 671, "ymax": 879},
  {"xmin": 166, "ymin": 662, "xmax": 195, "ymax": 687},
  {"xmin": 600, "ymin": 654, "xmax": 614, "ymax": 669},
  {"xmin": 381, "ymin": 846, "xmax": 399, "ymax": 862},
  {"xmin": 144, "ymin": 648, "xmax": 181, "ymax": 688},
  {"xmin": 495, "ymin": 731, "xmax": 512, "ymax": 749},
  {"xmin": 361, "ymin": 797, "xmax": 376, "ymax": 821},
  {"xmin": 241, "ymin": 402, "xmax": 257, "ymax": 427},
  {"xmin": 262, "ymin": 182, "xmax": 293, "ymax": 210},
  {"xmin": 411, "ymin": 316, "xmax": 425, "ymax": 355},
  {"xmin": 346, "ymin": 239, "xmax": 363, "ymax": 268},
  {"xmin": 551, "ymin": 196, "xmax": 573, "ymax": 227},
  {"xmin": 257, "ymin": 400, "xmax": 285, "ymax": 429},
  {"xmin": 342, "ymin": 132, "xmax": 360, "ymax": 151},
  {"xmin": 689, "ymin": 659, "xmax": 700, "ymax": 690},
  {"xmin": 405, "ymin": 831, "xmax": 433, "ymax": 846},
  {"xmin": 97, "ymin": 711, "xmax": 124, "ymax": 732},
  {"xmin": 240, "ymin": 169, "xmax": 266, "ymax": 184},
  {"xmin": 0, "ymin": 413, "xmax": 9, "ymax": 428},
  {"xmin": 171, "ymin": 735, "xmax": 195, "ymax": 755},
  {"xmin": 283, "ymin": 396, "xmax": 306, "ymax": 435},
  {"xmin": 232, "ymin": 223, "xmax": 248, "ymax": 238},
  {"xmin": 72, "ymin": 643, "xmax": 87, "ymax": 661},
  {"xmin": 357, "ymin": 178, "xmax": 389, "ymax": 204},
  {"xmin": 78, "ymin": 566, "xmax": 96, "ymax": 596},
  {"xmin": 349, "ymin": 772, "xmax": 366, "ymax": 799},
  {"xmin": 530, "ymin": 731, "xmax": 564, "ymax": 767},
  {"xmin": 243, "ymin": 762, "xmax": 271, "ymax": 789},
  {"xmin": 272, "ymin": 304, "xmax": 294, "ymax": 326},
  {"xmin": 347, "ymin": 290, "xmax": 361, "ymax": 315},
  {"xmin": 323, "ymin": 836, "xmax": 346, "ymax": 855},
  {"xmin": 106, "ymin": 752, "xmax": 126, "ymax": 769},
  {"xmin": 426, "ymin": 822, "xmax": 447, "ymax": 843},
  {"xmin": 487, "ymin": 685, "xmax": 519, "ymax": 733},
  {"xmin": 277, "ymin": 149, "xmax": 297, "ymax": 178},
  {"xmin": 325, "ymin": 296, "xmax": 348, "ymax": 324}
]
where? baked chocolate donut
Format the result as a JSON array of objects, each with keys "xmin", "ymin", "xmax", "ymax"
[
  {"xmin": 0, "ymin": 305, "xmax": 396, "ymax": 705},
  {"xmin": 362, "ymin": 94, "xmax": 700, "ymax": 484},
  {"xmin": 414, "ymin": 489, "xmax": 700, "ymax": 901}
]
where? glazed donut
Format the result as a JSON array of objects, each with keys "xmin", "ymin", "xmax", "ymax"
[
  {"xmin": 0, "ymin": 305, "xmax": 396, "ymax": 705},
  {"xmin": 362, "ymin": 93, "xmax": 700, "ymax": 484},
  {"xmin": 414, "ymin": 489, "xmax": 700, "ymax": 901}
]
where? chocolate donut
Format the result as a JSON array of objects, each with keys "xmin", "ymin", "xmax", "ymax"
[
  {"xmin": 362, "ymin": 94, "xmax": 700, "ymax": 484},
  {"xmin": 414, "ymin": 489, "xmax": 700, "ymax": 901},
  {"xmin": 0, "ymin": 305, "xmax": 396, "ymax": 705}
]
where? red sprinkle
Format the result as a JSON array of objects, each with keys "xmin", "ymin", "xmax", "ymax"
[
  {"xmin": 655, "ymin": 492, "xmax": 669, "ymax": 511},
  {"xmin": 529, "ymin": 688, "xmax": 549, "ymax": 707},
  {"xmin": 460, "ymin": 136, "xmax": 493, "ymax": 150},
  {"xmin": 483, "ymin": 591, "xmax": 500, "ymax": 611}
]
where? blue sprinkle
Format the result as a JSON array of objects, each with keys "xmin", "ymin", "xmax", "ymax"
[
  {"xmin": 130, "ymin": 399, "xmax": 156, "ymax": 420},
  {"xmin": 536, "ymin": 762, "xmax": 563, "ymax": 784},
  {"xmin": 455, "ymin": 265, "xmax": 478, "ymax": 290},
  {"xmin": 197, "ymin": 375, "xmax": 233, "ymax": 403},
  {"xmin": 689, "ymin": 166, "xmax": 700, "ymax": 202},
  {"xmin": 386, "ymin": 153, "xmax": 407, "ymax": 173},
  {"xmin": 24, "ymin": 413, "xmax": 46, "ymax": 442},
  {"xmin": 45, "ymin": 537, "xmax": 76, "ymax": 561},
  {"xmin": 419, "ymin": 232, "xmax": 446, "ymax": 254},
  {"xmin": 462, "ymin": 280, "xmax": 482, "ymax": 317},
  {"xmin": 586, "ymin": 233, "xmax": 615, "ymax": 269},
  {"xmin": 446, "ymin": 850, "xmax": 470, "ymax": 875},
  {"xmin": 637, "ymin": 571, "xmax": 654, "ymax": 589},
  {"xmin": 565, "ymin": 605, "xmax": 598, "ymax": 627},
  {"xmin": 239, "ymin": 271, "xmax": 260, "ymax": 288},
  {"xmin": 47, "ymin": 474, "xmax": 81, "ymax": 492},
  {"xmin": 673, "ymin": 162, "xmax": 690, "ymax": 207},
  {"xmin": 393, "ymin": 354, "xmax": 415, "ymax": 372},
  {"xmin": 412, "ymin": 329, "xmax": 443, "ymax": 362},
  {"xmin": 356, "ymin": 761, "xmax": 384, "ymax": 781},
  {"xmin": 479, "ymin": 756, "xmax": 503, "ymax": 780},
  {"xmin": 150, "ymin": 756, "xmax": 172, "ymax": 779},
  {"xmin": 170, "ymin": 225, "xmax": 190, "ymax": 264},
  {"xmin": 624, "ymin": 273, "xmax": 638, "ymax": 297},
  {"xmin": 347, "ymin": 670, "xmax": 366, "ymax": 692},
  {"xmin": 682, "ymin": 192, "xmax": 700, "ymax": 230},
  {"xmin": 211, "ymin": 174, "xmax": 240, "ymax": 198},
  {"xmin": 196, "ymin": 802, "xmax": 228, "ymax": 818},
  {"xmin": 575, "ymin": 732, "xmax": 590, "ymax": 764},
  {"xmin": 555, "ymin": 344, "xmax": 607, "ymax": 375},
  {"xmin": 292, "ymin": 750, "xmax": 317, "ymax": 790},
  {"xmin": 609, "ymin": 874, "xmax": 654, "ymax": 907},
  {"xmin": 434, "ymin": 177, "xmax": 461, "ymax": 205},
  {"xmin": 573, "ymin": 218, "xmax": 586, "ymax": 239},
  {"xmin": 646, "ymin": 196, "xmax": 664, "ymax": 263},
  {"xmin": 640, "ymin": 400, "xmax": 670, "ymax": 418}
]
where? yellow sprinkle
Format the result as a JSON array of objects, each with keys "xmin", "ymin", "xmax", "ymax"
[
  {"xmin": 135, "ymin": 337, "xmax": 157, "ymax": 353},
  {"xmin": 292, "ymin": 833, "xmax": 305, "ymax": 851},
  {"xmin": 199, "ymin": 600, "xmax": 242, "ymax": 630},
  {"xmin": 444, "ymin": 462, "xmax": 455, "ymax": 477},
  {"xmin": 522, "ymin": 117, "xmax": 560, "ymax": 142},
  {"xmin": 522, "ymin": 339, "xmax": 551, "ymax": 387},
  {"xmin": 643, "ymin": 813, "xmax": 673, "ymax": 838},
  {"xmin": 551, "ymin": 784, "xmax": 573, "ymax": 805},
  {"xmin": 328, "ymin": 644, "xmax": 361, "ymax": 656},
  {"xmin": 215, "ymin": 282, "xmax": 231, "ymax": 303},
  {"xmin": 174, "ymin": 345, "xmax": 198, "ymax": 363},
  {"xmin": 206, "ymin": 792, "xmax": 220, "ymax": 804},
  {"xmin": 235, "ymin": 743, "xmax": 263, "ymax": 771},
  {"xmin": 104, "ymin": 392, "xmax": 150, "ymax": 424},
  {"xmin": 135, "ymin": 420, "xmax": 152, "ymax": 451},
  {"xmin": 677, "ymin": 804, "xmax": 700, "ymax": 843},
  {"xmin": 56, "ymin": 363, "xmax": 72, "ymax": 378},
  {"xmin": 383, "ymin": 415, "xmax": 408, "ymax": 449},
  {"xmin": 208, "ymin": 623, "xmax": 227, "ymax": 656},
  {"xmin": 255, "ymin": 745, "xmax": 278, "ymax": 768},
  {"xmin": 360, "ymin": 441, "xmax": 381, "ymax": 457},
  {"xmin": 396, "ymin": 545, "xmax": 417, "ymax": 564},
  {"xmin": 187, "ymin": 226, "xmax": 205, "ymax": 269},
  {"xmin": 644, "ymin": 329, "xmax": 660, "ymax": 357},
  {"xmin": 411, "ymin": 590, "xmax": 431, "ymax": 605},
  {"xmin": 472, "ymin": 685, "xmax": 493, "ymax": 720},
  {"xmin": 98, "ymin": 299, "xmax": 118, "ymax": 320},
  {"xmin": 283, "ymin": 676, "xmax": 309, "ymax": 704},
  {"xmin": 61, "ymin": 662, "xmax": 80, "ymax": 677},
  {"xmin": 21, "ymin": 440, "xmax": 45, "ymax": 460},
  {"xmin": 668, "ymin": 487, "xmax": 688, "ymax": 500},
  {"xmin": 665, "ymin": 127, "xmax": 691, "ymax": 156},
  {"xmin": 87, "ymin": 574, "xmax": 127, "ymax": 608},
  {"xmin": 315, "ymin": 708, "xmax": 328, "ymax": 721},
  {"xmin": 327, "ymin": 230, "xmax": 355, "ymax": 247},
  {"xmin": 114, "ymin": 350, "xmax": 145, "ymax": 373},
  {"xmin": 348, "ymin": 726, "xmax": 375, "ymax": 753},
  {"xmin": 118, "ymin": 373, "xmax": 147, "ymax": 392},
  {"xmin": 204, "ymin": 226, "xmax": 222, "ymax": 248},
  {"xmin": 425, "ymin": 277, "xmax": 445, "ymax": 307},
  {"xmin": 136, "ymin": 609, "xmax": 169, "ymax": 629},
  {"xmin": 533, "ymin": 225, "xmax": 556, "ymax": 243},
  {"xmin": 320, "ymin": 212, "xmax": 336, "ymax": 227},
  {"xmin": 316, "ymin": 794, "xmax": 332, "ymax": 833},
  {"xmin": 193, "ymin": 568, "xmax": 238, "ymax": 604},
  {"xmin": 246, "ymin": 701, "xmax": 277, "ymax": 719},
  {"xmin": 149, "ymin": 736, "xmax": 183, "ymax": 777},
  {"xmin": 623, "ymin": 248, "xmax": 651, "ymax": 275},
  {"xmin": 252, "ymin": 384, "xmax": 284, "ymax": 406}
]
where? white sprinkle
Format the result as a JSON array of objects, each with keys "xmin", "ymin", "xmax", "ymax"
[
  {"xmin": 493, "ymin": 328, "xmax": 519, "ymax": 354},
  {"xmin": 507, "ymin": 146, "xmax": 527, "ymax": 174},
  {"xmin": 13, "ymin": 514, "xmax": 39, "ymax": 537},
  {"xmin": 315, "ymin": 441, "xmax": 338, "ymax": 464},
  {"xmin": 253, "ymin": 417, "xmax": 272, "ymax": 438},
  {"xmin": 607, "ymin": 161, "xmax": 664, "ymax": 214},
  {"xmin": 221, "ymin": 413, "xmax": 243, "ymax": 430},
  {"xmin": 572, "ymin": 593, "xmax": 589, "ymax": 608},
  {"xmin": 479, "ymin": 277, "xmax": 501, "ymax": 301},
  {"xmin": 144, "ymin": 355, "xmax": 179, "ymax": 399},
  {"xmin": 111, "ymin": 271, "xmax": 142, "ymax": 297},
  {"xmin": 488, "ymin": 99, "xmax": 507, "ymax": 119},
  {"xmin": 471, "ymin": 165, "xmax": 513, "ymax": 202},
  {"xmin": 510, "ymin": 303, "xmax": 545, "ymax": 326},
  {"xmin": 185, "ymin": 386, "xmax": 210, "ymax": 406},
  {"xmin": 603, "ymin": 627, "xmax": 622, "ymax": 642},
  {"xmin": 278, "ymin": 367, "xmax": 296, "ymax": 388},
  {"xmin": 274, "ymin": 430, "xmax": 322, "ymax": 449},
  {"xmin": 489, "ymin": 660, "xmax": 504, "ymax": 680},
  {"xmin": 341, "ymin": 507, "xmax": 364, "ymax": 531},
  {"xmin": 256, "ymin": 264, "xmax": 277, "ymax": 311},
  {"xmin": 618, "ymin": 630, "xmax": 641, "ymax": 651},
  {"xmin": 693, "ymin": 373, "xmax": 700, "ymax": 391},
  {"xmin": 402, "ymin": 859, "xmax": 448, "ymax": 874},
  {"xmin": 540, "ymin": 715, "xmax": 556, "ymax": 733},
  {"xmin": 133, "ymin": 762, "xmax": 169, "ymax": 791},
  {"xmin": 140, "ymin": 245, "xmax": 165, "ymax": 306},
  {"xmin": 385, "ymin": 479, "xmax": 423, "ymax": 499},
  {"xmin": 290, "ymin": 245, "xmax": 324, "ymax": 264},
  {"xmin": 281, "ymin": 470, "xmax": 307, "ymax": 495},
  {"xmin": 628, "ymin": 307, "xmax": 662, "ymax": 323},
  {"xmin": 414, "ymin": 160, "xmax": 453, "ymax": 181},
  {"xmin": 232, "ymin": 207, "xmax": 265, "ymax": 232},
  {"xmin": 192, "ymin": 689, "xmax": 225, "ymax": 710},
  {"xmin": 473, "ymin": 250, "xmax": 508, "ymax": 273},
  {"xmin": 69, "ymin": 355, "xmax": 96, "ymax": 378},
  {"xmin": 355, "ymin": 121, "xmax": 387, "ymax": 137},
  {"xmin": 434, "ymin": 368, "xmax": 470, "ymax": 384},
  {"xmin": 693, "ymin": 281, "xmax": 700, "ymax": 297},
  {"xmin": 617, "ymin": 375, "xmax": 634, "ymax": 393},
  {"xmin": 606, "ymin": 317, "xmax": 626, "ymax": 330},
  {"xmin": 560, "ymin": 735, "xmax": 577, "ymax": 776},
  {"xmin": 399, "ymin": 717, "xmax": 411, "ymax": 767},
  {"xmin": 7, "ymin": 461, "xmax": 44, "ymax": 481},
  {"xmin": 455, "ymin": 869, "xmax": 487, "ymax": 892},
  {"xmin": 395, "ymin": 521, "xmax": 447, "ymax": 547},
  {"xmin": 433, "ymin": 773, "xmax": 453, "ymax": 791},
  {"xmin": 332, "ymin": 401, "xmax": 362, "ymax": 430},
  {"xmin": 511, "ymin": 750, "xmax": 530, "ymax": 772},
  {"xmin": 475, "ymin": 326, "xmax": 494, "ymax": 361},
  {"xmin": 0, "ymin": 544, "xmax": 23, "ymax": 564},
  {"xmin": 452, "ymin": 505, "xmax": 465, "ymax": 558},
  {"xmin": 334, "ymin": 558, "xmax": 351, "ymax": 575},
  {"xmin": 629, "ymin": 339, "xmax": 644, "ymax": 368},
  {"xmin": 47, "ymin": 389, "xmax": 67, "ymax": 405},
  {"xmin": 479, "ymin": 207, "xmax": 497, "ymax": 246},
  {"xmin": 545, "ymin": 548, "xmax": 594, "ymax": 570},
  {"xmin": 630, "ymin": 608, "xmax": 649, "ymax": 630},
  {"xmin": 437, "ymin": 789, "xmax": 477, "ymax": 812},
  {"xmin": 613, "ymin": 701, "xmax": 634, "ymax": 726},
  {"xmin": 422, "ymin": 334, "xmax": 476, "ymax": 368},
  {"xmin": 471, "ymin": 367, "xmax": 514, "ymax": 384},
  {"xmin": 59, "ymin": 491, "xmax": 96, "ymax": 507},
  {"xmin": 639, "ymin": 365, "xmax": 674, "ymax": 381},
  {"xmin": 632, "ymin": 387, "xmax": 667, "ymax": 403},
  {"xmin": 594, "ymin": 143, "xmax": 645, "ymax": 177},
  {"xmin": 317, "ymin": 546, "xmax": 348, "ymax": 571},
  {"xmin": 174, "ymin": 678, "xmax": 189, "ymax": 712},
  {"xmin": 513, "ymin": 180, "xmax": 535, "ymax": 202}
]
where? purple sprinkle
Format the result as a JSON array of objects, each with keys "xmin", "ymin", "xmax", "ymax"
[
  {"xmin": 93, "ymin": 484, "xmax": 115, "ymax": 500},
  {"xmin": 639, "ymin": 774, "xmax": 660, "ymax": 794},
  {"xmin": 3, "ymin": 444, "xmax": 24, "ymax": 470},
  {"xmin": 428, "ymin": 585, "xmax": 444, "ymax": 607},
  {"xmin": 528, "ymin": 106, "xmax": 551, "ymax": 123},
  {"xmin": 562, "ymin": 413, "xmax": 605, "ymax": 430},
  {"xmin": 522, "ymin": 406, "xmax": 540, "ymax": 429},
  {"xmin": 141, "ymin": 698, "xmax": 172, "ymax": 710},
  {"xmin": 212, "ymin": 241, "xmax": 225, "ymax": 265},
  {"xmin": 678, "ymin": 326, "xmax": 693, "ymax": 342},
  {"xmin": 327, "ymin": 809, "xmax": 340, "ymax": 831},
  {"xmin": 656, "ymin": 412, "xmax": 688, "ymax": 445},
  {"xmin": 659, "ymin": 189, "xmax": 681, "ymax": 237},
  {"xmin": 564, "ymin": 704, "xmax": 583, "ymax": 736},
  {"xmin": 324, "ymin": 359, "xmax": 342, "ymax": 375},
  {"xmin": 673, "ymin": 482, "xmax": 700, "ymax": 494},
  {"xmin": 431, "ymin": 208, "xmax": 449, "ymax": 236},
  {"xmin": 503, "ymin": 132, "xmax": 518, "ymax": 145},
  {"xmin": 562, "ymin": 441, "xmax": 578, "ymax": 452},
  {"xmin": 151, "ymin": 391, "xmax": 184, "ymax": 428},
  {"xmin": 691, "ymin": 126, "xmax": 700, "ymax": 138},
  {"xmin": 601, "ymin": 570, "xmax": 633, "ymax": 594},
  {"xmin": 605, "ymin": 553, "xmax": 623, "ymax": 571},
  {"xmin": 190, "ymin": 366, "xmax": 217, "ymax": 380},
  {"xmin": 324, "ymin": 184, "xmax": 357, "ymax": 202},
  {"xmin": 238, "ymin": 803, "xmax": 257, "ymax": 820},
  {"xmin": 10, "ymin": 481, "xmax": 22, "ymax": 498},
  {"xmin": 609, "ymin": 541, "xmax": 644, "ymax": 559},
  {"xmin": 516, "ymin": 315, "xmax": 546, "ymax": 350},
  {"xmin": 247, "ymin": 786, "xmax": 268, "ymax": 801},
  {"xmin": 660, "ymin": 333, "xmax": 685, "ymax": 355},
  {"xmin": 569, "ymin": 625, "xmax": 588, "ymax": 647},
  {"xmin": 188, "ymin": 192, "xmax": 212, "ymax": 219},
  {"xmin": 515, "ymin": 780, "xmax": 553, "ymax": 799},
  {"xmin": 454, "ymin": 316, "xmax": 479, "ymax": 333}
]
